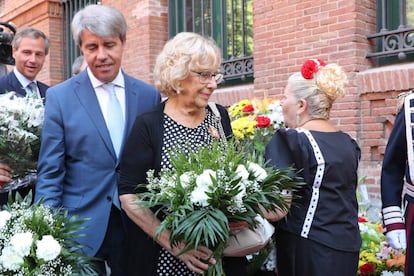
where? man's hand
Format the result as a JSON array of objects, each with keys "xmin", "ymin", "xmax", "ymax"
[
  {"xmin": 0, "ymin": 162, "xmax": 12, "ymax": 184},
  {"xmin": 386, "ymin": 229, "xmax": 407, "ymax": 249}
]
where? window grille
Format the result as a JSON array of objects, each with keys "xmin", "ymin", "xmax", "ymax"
[
  {"xmin": 61, "ymin": 0, "xmax": 98, "ymax": 77},
  {"xmin": 367, "ymin": 0, "xmax": 414, "ymax": 64},
  {"xmin": 169, "ymin": 0, "xmax": 254, "ymax": 84}
]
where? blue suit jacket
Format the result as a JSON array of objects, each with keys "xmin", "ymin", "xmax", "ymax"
[
  {"xmin": 35, "ymin": 70, "xmax": 160, "ymax": 256},
  {"xmin": 0, "ymin": 70, "xmax": 48, "ymax": 97}
]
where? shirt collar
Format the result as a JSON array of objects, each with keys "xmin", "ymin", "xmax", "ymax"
[
  {"xmin": 13, "ymin": 68, "xmax": 36, "ymax": 88},
  {"xmin": 87, "ymin": 68, "xmax": 125, "ymax": 89}
]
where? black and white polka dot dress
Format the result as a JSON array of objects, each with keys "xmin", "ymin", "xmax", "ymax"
[{"xmin": 156, "ymin": 108, "xmax": 222, "ymax": 275}]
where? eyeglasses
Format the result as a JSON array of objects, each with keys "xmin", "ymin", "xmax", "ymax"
[{"xmin": 191, "ymin": 71, "xmax": 224, "ymax": 84}]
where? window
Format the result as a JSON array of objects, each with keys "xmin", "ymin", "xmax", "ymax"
[
  {"xmin": 62, "ymin": 0, "xmax": 98, "ymax": 77},
  {"xmin": 169, "ymin": 0, "xmax": 253, "ymax": 85},
  {"xmin": 367, "ymin": 0, "xmax": 414, "ymax": 65}
]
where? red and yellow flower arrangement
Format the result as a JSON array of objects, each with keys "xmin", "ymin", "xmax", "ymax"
[
  {"xmin": 358, "ymin": 215, "xmax": 405, "ymax": 276},
  {"xmin": 228, "ymin": 98, "xmax": 284, "ymax": 155}
]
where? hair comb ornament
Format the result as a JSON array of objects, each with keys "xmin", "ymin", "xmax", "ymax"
[{"xmin": 301, "ymin": 58, "xmax": 327, "ymax": 79}]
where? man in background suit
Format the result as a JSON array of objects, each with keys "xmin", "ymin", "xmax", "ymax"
[
  {"xmin": 34, "ymin": 5, "xmax": 160, "ymax": 275},
  {"xmin": 0, "ymin": 27, "xmax": 49, "ymax": 204},
  {"xmin": 0, "ymin": 27, "xmax": 49, "ymax": 97}
]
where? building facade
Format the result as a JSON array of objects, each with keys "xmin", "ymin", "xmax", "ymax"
[{"xmin": 1, "ymin": 0, "xmax": 412, "ymax": 198}]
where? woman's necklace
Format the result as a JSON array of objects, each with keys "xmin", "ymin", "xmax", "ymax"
[{"xmin": 298, "ymin": 117, "xmax": 316, "ymax": 127}]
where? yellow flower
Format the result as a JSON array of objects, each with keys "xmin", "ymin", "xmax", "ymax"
[
  {"xmin": 231, "ymin": 117, "xmax": 256, "ymax": 139},
  {"xmin": 228, "ymin": 99, "xmax": 251, "ymax": 119}
]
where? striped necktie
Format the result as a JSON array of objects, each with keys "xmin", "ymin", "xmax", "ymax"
[{"xmin": 27, "ymin": 82, "xmax": 39, "ymax": 98}]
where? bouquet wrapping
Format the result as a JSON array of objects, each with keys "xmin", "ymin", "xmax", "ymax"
[
  {"xmin": 0, "ymin": 92, "xmax": 44, "ymax": 192},
  {"xmin": 137, "ymin": 139, "xmax": 299, "ymax": 275}
]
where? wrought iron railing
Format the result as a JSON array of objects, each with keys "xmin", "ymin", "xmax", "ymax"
[
  {"xmin": 366, "ymin": 0, "xmax": 414, "ymax": 60},
  {"xmin": 168, "ymin": 0, "xmax": 253, "ymax": 82},
  {"xmin": 221, "ymin": 55, "xmax": 253, "ymax": 81}
]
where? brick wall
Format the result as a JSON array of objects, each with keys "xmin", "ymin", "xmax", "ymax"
[{"xmin": 357, "ymin": 64, "xmax": 414, "ymax": 197}]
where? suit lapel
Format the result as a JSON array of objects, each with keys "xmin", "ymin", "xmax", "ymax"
[
  {"xmin": 74, "ymin": 73, "xmax": 117, "ymax": 160},
  {"xmin": 37, "ymin": 81, "xmax": 48, "ymax": 98},
  {"xmin": 8, "ymin": 72, "xmax": 26, "ymax": 96}
]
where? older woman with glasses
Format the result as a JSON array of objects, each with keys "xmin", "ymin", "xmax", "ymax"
[{"xmin": 118, "ymin": 32, "xmax": 248, "ymax": 276}]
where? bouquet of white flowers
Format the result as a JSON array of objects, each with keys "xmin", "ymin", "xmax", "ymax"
[
  {"xmin": 0, "ymin": 92, "xmax": 44, "ymax": 191},
  {"xmin": 137, "ymin": 139, "xmax": 299, "ymax": 275},
  {"xmin": 0, "ymin": 193, "xmax": 96, "ymax": 275}
]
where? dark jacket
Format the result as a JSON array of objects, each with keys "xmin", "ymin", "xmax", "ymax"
[{"xmin": 0, "ymin": 70, "xmax": 48, "ymax": 97}]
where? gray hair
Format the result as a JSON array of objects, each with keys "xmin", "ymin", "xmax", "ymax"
[
  {"xmin": 72, "ymin": 55, "xmax": 85, "ymax": 76},
  {"xmin": 153, "ymin": 32, "xmax": 222, "ymax": 96},
  {"xmin": 12, "ymin": 27, "xmax": 50, "ymax": 55},
  {"xmin": 71, "ymin": 5, "xmax": 127, "ymax": 47}
]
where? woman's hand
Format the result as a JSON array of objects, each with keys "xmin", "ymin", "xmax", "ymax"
[
  {"xmin": 175, "ymin": 245, "xmax": 216, "ymax": 274},
  {"xmin": 261, "ymin": 189, "xmax": 293, "ymax": 222},
  {"xmin": 0, "ymin": 162, "xmax": 12, "ymax": 184},
  {"xmin": 120, "ymin": 194, "xmax": 216, "ymax": 273}
]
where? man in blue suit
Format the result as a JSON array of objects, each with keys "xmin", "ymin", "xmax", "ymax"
[
  {"xmin": 0, "ymin": 27, "xmax": 49, "ymax": 204},
  {"xmin": 35, "ymin": 5, "xmax": 160, "ymax": 275},
  {"xmin": 0, "ymin": 27, "xmax": 49, "ymax": 98}
]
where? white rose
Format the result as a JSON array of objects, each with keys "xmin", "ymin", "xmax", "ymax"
[
  {"xmin": 190, "ymin": 185, "xmax": 210, "ymax": 207},
  {"xmin": 0, "ymin": 246, "xmax": 24, "ymax": 271},
  {"xmin": 36, "ymin": 235, "xmax": 61, "ymax": 261},
  {"xmin": 196, "ymin": 169, "xmax": 216, "ymax": 187},
  {"xmin": 0, "ymin": 210, "xmax": 11, "ymax": 229},
  {"xmin": 234, "ymin": 165, "xmax": 249, "ymax": 181},
  {"xmin": 179, "ymin": 171, "xmax": 195, "ymax": 189},
  {"xmin": 234, "ymin": 182, "xmax": 247, "ymax": 202},
  {"xmin": 10, "ymin": 232, "xmax": 33, "ymax": 257},
  {"xmin": 191, "ymin": 170, "xmax": 216, "ymax": 207},
  {"xmin": 248, "ymin": 162, "xmax": 268, "ymax": 181}
]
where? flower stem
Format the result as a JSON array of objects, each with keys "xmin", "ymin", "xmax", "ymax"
[{"xmin": 205, "ymin": 242, "xmax": 226, "ymax": 276}]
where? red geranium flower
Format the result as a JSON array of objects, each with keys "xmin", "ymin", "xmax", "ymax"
[
  {"xmin": 301, "ymin": 58, "xmax": 327, "ymax": 79},
  {"xmin": 255, "ymin": 116, "xmax": 271, "ymax": 128},
  {"xmin": 358, "ymin": 215, "xmax": 368, "ymax": 222},
  {"xmin": 242, "ymin": 104, "xmax": 254, "ymax": 113},
  {"xmin": 359, "ymin": 263, "xmax": 375, "ymax": 275}
]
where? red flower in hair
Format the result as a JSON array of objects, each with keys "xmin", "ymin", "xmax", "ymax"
[{"xmin": 301, "ymin": 58, "xmax": 327, "ymax": 79}]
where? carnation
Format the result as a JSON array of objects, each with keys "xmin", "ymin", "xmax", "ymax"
[
  {"xmin": 179, "ymin": 171, "xmax": 195, "ymax": 188},
  {"xmin": 36, "ymin": 235, "xmax": 61, "ymax": 261},
  {"xmin": 248, "ymin": 162, "xmax": 268, "ymax": 182},
  {"xmin": 0, "ymin": 246, "xmax": 24, "ymax": 271},
  {"xmin": 10, "ymin": 232, "xmax": 33, "ymax": 257},
  {"xmin": 0, "ymin": 210, "xmax": 11, "ymax": 229}
]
